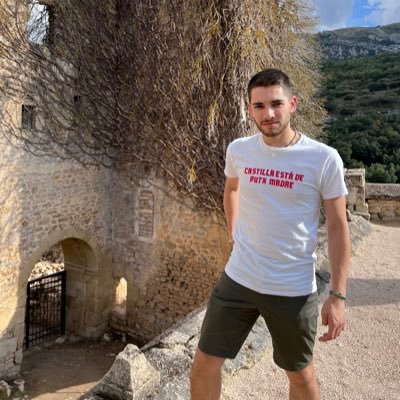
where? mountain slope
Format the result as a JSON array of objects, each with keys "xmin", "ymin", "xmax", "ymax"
[{"xmin": 317, "ymin": 22, "xmax": 400, "ymax": 60}]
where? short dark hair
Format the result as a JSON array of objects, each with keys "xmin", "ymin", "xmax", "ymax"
[{"xmin": 248, "ymin": 69, "xmax": 293, "ymax": 100}]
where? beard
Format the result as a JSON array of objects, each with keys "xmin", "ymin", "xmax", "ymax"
[{"xmin": 254, "ymin": 119, "xmax": 288, "ymax": 138}]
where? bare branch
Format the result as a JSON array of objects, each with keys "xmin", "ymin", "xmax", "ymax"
[{"xmin": 0, "ymin": 0, "xmax": 325, "ymax": 210}]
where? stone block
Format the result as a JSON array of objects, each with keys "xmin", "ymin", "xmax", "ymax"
[
  {"xmin": 159, "ymin": 331, "xmax": 191, "ymax": 350},
  {"xmin": 0, "ymin": 380, "xmax": 11, "ymax": 398},
  {"xmin": 352, "ymin": 212, "xmax": 370, "ymax": 221},
  {"xmin": 90, "ymin": 344, "xmax": 160, "ymax": 400},
  {"xmin": 354, "ymin": 202, "xmax": 369, "ymax": 214},
  {"xmin": 346, "ymin": 187, "xmax": 360, "ymax": 206},
  {"xmin": 0, "ymin": 338, "xmax": 17, "ymax": 359},
  {"xmin": 345, "ymin": 169, "xmax": 365, "ymax": 186},
  {"xmin": 366, "ymin": 183, "xmax": 400, "ymax": 199},
  {"xmin": 14, "ymin": 349, "xmax": 23, "ymax": 365},
  {"xmin": 144, "ymin": 348, "xmax": 192, "ymax": 400}
]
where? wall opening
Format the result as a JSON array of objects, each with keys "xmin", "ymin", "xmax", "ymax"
[
  {"xmin": 109, "ymin": 277, "xmax": 128, "ymax": 331},
  {"xmin": 25, "ymin": 243, "xmax": 66, "ymax": 348},
  {"xmin": 29, "ymin": 242, "xmax": 65, "ymax": 280},
  {"xmin": 23, "ymin": 233, "xmax": 111, "ymax": 346},
  {"xmin": 27, "ymin": 0, "xmax": 55, "ymax": 46},
  {"xmin": 21, "ymin": 104, "xmax": 36, "ymax": 130}
]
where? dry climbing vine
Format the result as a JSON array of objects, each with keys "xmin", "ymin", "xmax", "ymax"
[{"xmin": 0, "ymin": 0, "xmax": 325, "ymax": 211}]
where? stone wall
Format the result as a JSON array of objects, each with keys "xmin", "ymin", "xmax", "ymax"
[
  {"xmin": 111, "ymin": 167, "xmax": 230, "ymax": 343},
  {"xmin": 344, "ymin": 169, "xmax": 400, "ymax": 221},
  {"xmin": 366, "ymin": 183, "xmax": 400, "ymax": 220},
  {"xmin": 344, "ymin": 168, "xmax": 369, "ymax": 219},
  {"xmin": 0, "ymin": 141, "xmax": 230, "ymax": 378},
  {"xmin": 0, "ymin": 141, "xmax": 114, "ymax": 379}
]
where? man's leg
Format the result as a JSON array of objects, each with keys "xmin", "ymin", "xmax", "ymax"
[
  {"xmin": 190, "ymin": 348, "xmax": 225, "ymax": 400},
  {"xmin": 259, "ymin": 292, "xmax": 319, "ymax": 399},
  {"xmin": 285, "ymin": 361, "xmax": 320, "ymax": 400},
  {"xmin": 191, "ymin": 272, "xmax": 260, "ymax": 399}
]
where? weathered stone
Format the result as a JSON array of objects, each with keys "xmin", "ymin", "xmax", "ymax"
[
  {"xmin": 0, "ymin": 380, "xmax": 11, "ymax": 398},
  {"xmin": 0, "ymin": 339, "xmax": 17, "ymax": 360},
  {"xmin": 353, "ymin": 211, "xmax": 370, "ymax": 221},
  {"xmin": 366, "ymin": 183, "xmax": 400, "ymax": 199},
  {"xmin": 223, "ymin": 317, "xmax": 271, "ymax": 375},
  {"xmin": 90, "ymin": 344, "xmax": 160, "ymax": 400},
  {"xmin": 145, "ymin": 348, "xmax": 192, "ymax": 400},
  {"xmin": 159, "ymin": 331, "xmax": 191, "ymax": 350},
  {"xmin": 13, "ymin": 379, "xmax": 24, "ymax": 393},
  {"xmin": 13, "ymin": 350, "xmax": 23, "ymax": 365},
  {"xmin": 316, "ymin": 270, "xmax": 330, "ymax": 295}
]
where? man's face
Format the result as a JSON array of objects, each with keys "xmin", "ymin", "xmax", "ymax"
[{"xmin": 248, "ymin": 85, "xmax": 297, "ymax": 138}]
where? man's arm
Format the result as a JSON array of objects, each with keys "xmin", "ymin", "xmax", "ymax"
[
  {"xmin": 223, "ymin": 177, "xmax": 240, "ymax": 244},
  {"xmin": 319, "ymin": 195, "xmax": 351, "ymax": 342}
]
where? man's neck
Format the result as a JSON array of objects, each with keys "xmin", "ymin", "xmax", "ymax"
[{"xmin": 262, "ymin": 129, "xmax": 297, "ymax": 148}]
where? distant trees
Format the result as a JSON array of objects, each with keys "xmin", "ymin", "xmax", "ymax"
[
  {"xmin": 366, "ymin": 163, "xmax": 397, "ymax": 183},
  {"xmin": 320, "ymin": 52, "xmax": 400, "ymax": 183},
  {"xmin": 0, "ymin": 0, "xmax": 325, "ymax": 210}
]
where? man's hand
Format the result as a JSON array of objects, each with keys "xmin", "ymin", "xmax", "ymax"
[{"xmin": 318, "ymin": 296, "xmax": 346, "ymax": 342}]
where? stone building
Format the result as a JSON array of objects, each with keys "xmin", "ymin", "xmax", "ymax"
[
  {"xmin": 0, "ymin": 0, "xmax": 230, "ymax": 379},
  {"xmin": 0, "ymin": 138, "xmax": 230, "ymax": 379}
]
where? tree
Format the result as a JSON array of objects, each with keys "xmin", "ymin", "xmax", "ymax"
[
  {"xmin": 366, "ymin": 163, "xmax": 397, "ymax": 183},
  {"xmin": 0, "ymin": 0, "xmax": 325, "ymax": 210}
]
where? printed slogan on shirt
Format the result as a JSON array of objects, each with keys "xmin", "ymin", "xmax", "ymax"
[{"xmin": 244, "ymin": 167, "xmax": 304, "ymax": 190}]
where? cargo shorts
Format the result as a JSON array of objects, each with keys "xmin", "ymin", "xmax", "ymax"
[{"xmin": 198, "ymin": 271, "xmax": 319, "ymax": 371}]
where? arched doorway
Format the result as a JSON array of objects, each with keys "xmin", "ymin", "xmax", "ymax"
[
  {"xmin": 21, "ymin": 228, "xmax": 113, "ymax": 349},
  {"xmin": 25, "ymin": 243, "xmax": 66, "ymax": 348}
]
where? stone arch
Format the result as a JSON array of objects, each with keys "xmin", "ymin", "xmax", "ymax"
[{"xmin": 21, "ymin": 227, "xmax": 113, "ymax": 340}]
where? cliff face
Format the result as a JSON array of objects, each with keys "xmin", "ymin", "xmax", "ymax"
[{"xmin": 317, "ymin": 22, "xmax": 400, "ymax": 60}]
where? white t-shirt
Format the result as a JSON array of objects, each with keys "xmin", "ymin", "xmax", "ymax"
[{"xmin": 224, "ymin": 132, "xmax": 348, "ymax": 296}]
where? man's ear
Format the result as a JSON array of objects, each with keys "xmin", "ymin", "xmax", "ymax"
[{"xmin": 290, "ymin": 96, "xmax": 297, "ymax": 113}]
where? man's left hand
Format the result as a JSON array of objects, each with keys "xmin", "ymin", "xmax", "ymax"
[{"xmin": 318, "ymin": 296, "xmax": 346, "ymax": 342}]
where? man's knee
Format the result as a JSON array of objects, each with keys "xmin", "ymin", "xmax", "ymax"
[
  {"xmin": 285, "ymin": 362, "xmax": 316, "ymax": 387},
  {"xmin": 191, "ymin": 348, "xmax": 225, "ymax": 378}
]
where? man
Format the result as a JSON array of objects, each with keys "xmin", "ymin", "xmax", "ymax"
[{"xmin": 190, "ymin": 69, "xmax": 351, "ymax": 400}]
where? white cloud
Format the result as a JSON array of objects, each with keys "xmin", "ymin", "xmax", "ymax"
[
  {"xmin": 313, "ymin": 0, "xmax": 356, "ymax": 31},
  {"xmin": 366, "ymin": 0, "xmax": 400, "ymax": 25}
]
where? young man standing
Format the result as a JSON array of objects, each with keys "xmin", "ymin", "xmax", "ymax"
[{"xmin": 190, "ymin": 69, "xmax": 351, "ymax": 400}]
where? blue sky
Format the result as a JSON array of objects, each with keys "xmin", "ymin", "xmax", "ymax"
[{"xmin": 314, "ymin": 0, "xmax": 400, "ymax": 31}]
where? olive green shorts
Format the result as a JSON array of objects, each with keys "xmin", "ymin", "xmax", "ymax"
[{"xmin": 198, "ymin": 271, "xmax": 318, "ymax": 371}]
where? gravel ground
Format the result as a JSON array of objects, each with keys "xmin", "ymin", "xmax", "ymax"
[{"xmin": 222, "ymin": 221, "xmax": 400, "ymax": 400}]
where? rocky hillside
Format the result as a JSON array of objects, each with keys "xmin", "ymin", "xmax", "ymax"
[{"xmin": 317, "ymin": 22, "xmax": 400, "ymax": 60}]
